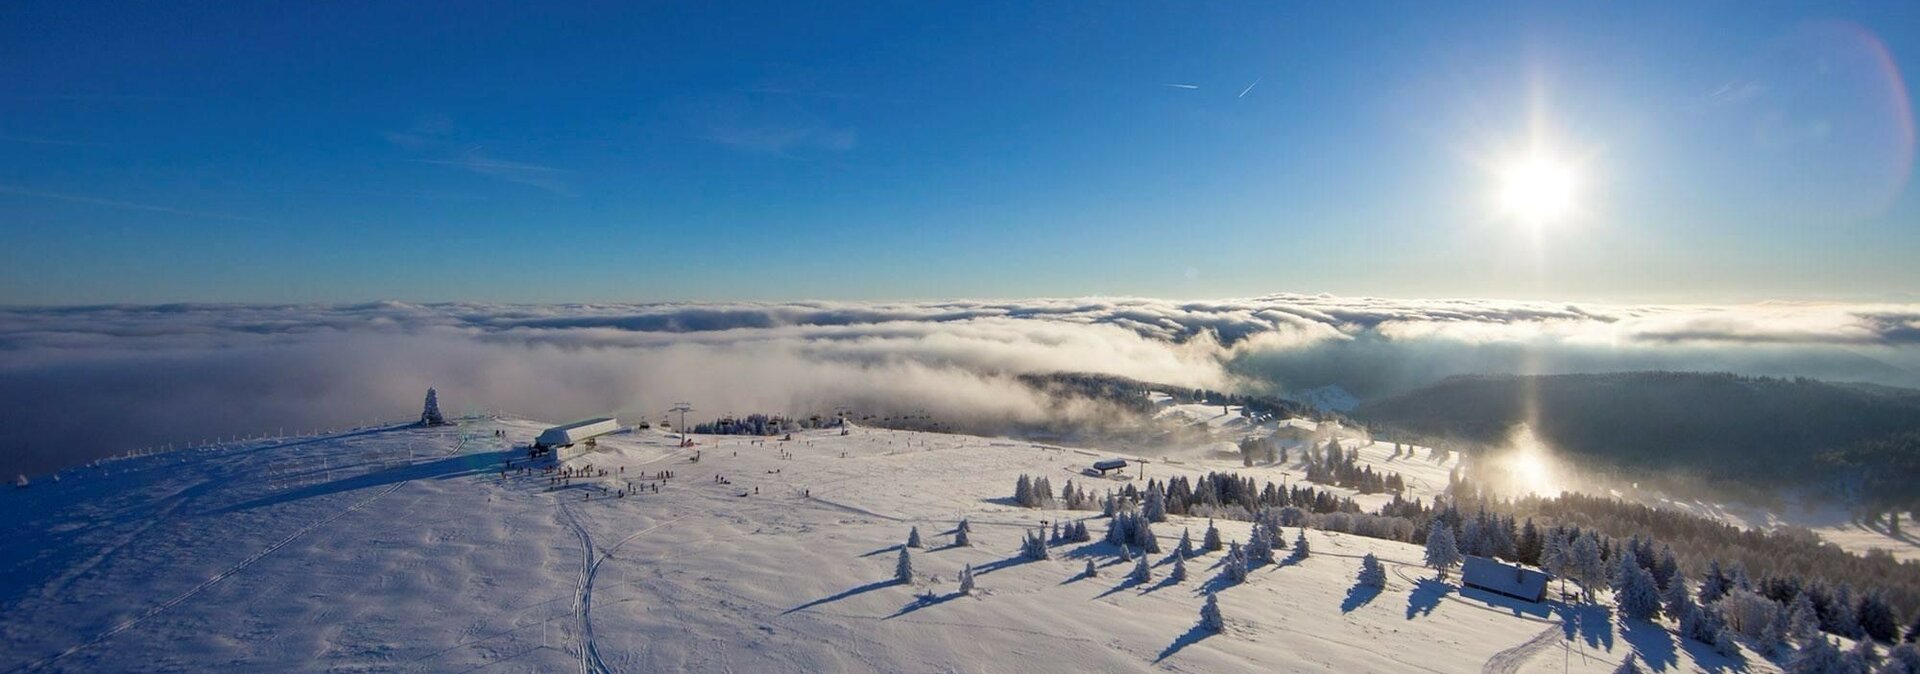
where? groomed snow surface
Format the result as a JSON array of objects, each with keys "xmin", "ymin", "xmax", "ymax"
[{"xmin": 2, "ymin": 419, "xmax": 1764, "ymax": 673}]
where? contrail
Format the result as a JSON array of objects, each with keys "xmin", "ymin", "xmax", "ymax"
[
  {"xmin": 1160, "ymin": 83, "xmax": 1199, "ymax": 90},
  {"xmin": 1238, "ymin": 78, "xmax": 1260, "ymax": 98}
]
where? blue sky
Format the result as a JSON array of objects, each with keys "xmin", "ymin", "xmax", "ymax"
[{"xmin": 2, "ymin": 1, "xmax": 1916, "ymax": 304}]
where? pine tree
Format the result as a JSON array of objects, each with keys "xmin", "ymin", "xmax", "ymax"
[
  {"xmin": 420, "ymin": 388, "xmax": 447, "ymax": 426},
  {"xmin": 1885, "ymin": 644, "xmax": 1920, "ymax": 674},
  {"xmin": 1615, "ymin": 564, "xmax": 1662, "ymax": 622},
  {"xmin": 1138, "ymin": 520, "xmax": 1161, "ymax": 554},
  {"xmin": 1827, "ymin": 585, "xmax": 1863, "ymax": 639},
  {"xmin": 1247, "ymin": 524, "xmax": 1274, "ymax": 566},
  {"xmin": 1424, "ymin": 525, "xmax": 1462, "ymax": 579},
  {"xmin": 1790, "ymin": 592, "xmax": 1821, "ymax": 642},
  {"xmin": 1171, "ymin": 553, "xmax": 1188, "ymax": 583},
  {"xmin": 958, "ymin": 564, "xmax": 976, "ymax": 595},
  {"xmin": 955, "ymin": 526, "xmax": 971, "ymax": 547},
  {"xmin": 1176, "ymin": 528, "xmax": 1194, "ymax": 559},
  {"xmin": 1293, "ymin": 529, "xmax": 1310, "ymax": 558},
  {"xmin": 1758, "ymin": 607, "xmax": 1790, "ymax": 657},
  {"xmin": 1131, "ymin": 556, "xmax": 1152, "ymax": 584},
  {"xmin": 1787, "ymin": 637, "xmax": 1843, "ymax": 674},
  {"xmin": 1202, "ymin": 519, "xmax": 1223, "ymax": 552},
  {"xmin": 1569, "ymin": 534, "xmax": 1607, "ymax": 602},
  {"xmin": 895, "ymin": 547, "xmax": 914, "ymax": 584},
  {"xmin": 1848, "ymin": 639, "xmax": 1880, "ymax": 671},
  {"xmin": 1021, "ymin": 529, "xmax": 1051, "ymax": 560},
  {"xmin": 1699, "ymin": 559, "xmax": 1732, "ymax": 604},
  {"xmin": 1221, "ymin": 543, "xmax": 1249, "ymax": 584},
  {"xmin": 1662, "ymin": 570, "xmax": 1693, "ymax": 621},
  {"xmin": 907, "ymin": 526, "xmax": 923, "ymax": 548},
  {"xmin": 1144, "ymin": 484, "xmax": 1168, "ymax": 522},
  {"xmin": 1358, "ymin": 553, "xmax": 1386, "ymax": 589},
  {"xmin": 1200, "ymin": 591, "xmax": 1224, "ymax": 632},
  {"xmin": 1119, "ymin": 543, "xmax": 1133, "ymax": 562},
  {"xmin": 1861, "ymin": 591, "xmax": 1900, "ymax": 643},
  {"xmin": 1713, "ymin": 626, "xmax": 1741, "ymax": 658}
]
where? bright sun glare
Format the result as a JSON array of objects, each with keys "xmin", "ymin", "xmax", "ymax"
[{"xmin": 1496, "ymin": 154, "xmax": 1578, "ymax": 226}]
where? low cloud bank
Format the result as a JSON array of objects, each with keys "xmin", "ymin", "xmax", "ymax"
[{"xmin": 3, "ymin": 295, "xmax": 1916, "ymax": 475}]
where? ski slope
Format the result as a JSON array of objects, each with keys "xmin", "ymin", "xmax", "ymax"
[{"xmin": 0, "ymin": 419, "xmax": 1764, "ymax": 673}]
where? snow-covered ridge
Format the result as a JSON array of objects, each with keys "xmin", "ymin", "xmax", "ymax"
[{"xmin": 0, "ymin": 417, "xmax": 1784, "ymax": 673}]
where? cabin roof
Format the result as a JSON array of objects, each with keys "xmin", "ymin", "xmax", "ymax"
[{"xmin": 1460, "ymin": 556, "xmax": 1549, "ymax": 601}]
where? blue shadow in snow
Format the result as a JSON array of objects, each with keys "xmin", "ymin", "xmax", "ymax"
[
  {"xmin": 1620, "ymin": 616, "xmax": 1678, "ymax": 672},
  {"xmin": 1342, "ymin": 582, "xmax": 1383, "ymax": 613},
  {"xmin": 1405, "ymin": 577, "xmax": 1450, "ymax": 619},
  {"xmin": 1155, "ymin": 624, "xmax": 1215, "ymax": 663},
  {"xmin": 783, "ymin": 579, "xmax": 901, "ymax": 615},
  {"xmin": 1457, "ymin": 585, "xmax": 1553, "ymax": 620}
]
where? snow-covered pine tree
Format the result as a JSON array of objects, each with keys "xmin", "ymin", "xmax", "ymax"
[
  {"xmin": 1176, "ymin": 528, "xmax": 1194, "ymax": 558},
  {"xmin": 1200, "ymin": 591, "xmax": 1224, "ymax": 632},
  {"xmin": 1224, "ymin": 543, "xmax": 1249, "ymax": 583},
  {"xmin": 1137, "ymin": 519, "xmax": 1161, "ymax": 554},
  {"xmin": 1131, "ymin": 556, "xmax": 1152, "ymax": 584},
  {"xmin": 1085, "ymin": 558, "xmax": 1099, "ymax": 578},
  {"xmin": 1620, "ymin": 564, "xmax": 1666, "ymax": 622},
  {"xmin": 1753, "ymin": 607, "xmax": 1789, "ymax": 657},
  {"xmin": 1021, "ymin": 529, "xmax": 1051, "ymax": 560},
  {"xmin": 959, "ymin": 564, "xmax": 976, "ymax": 596},
  {"xmin": 1203, "ymin": 520, "xmax": 1223, "ymax": 552},
  {"xmin": 1293, "ymin": 529, "xmax": 1310, "ymax": 558},
  {"xmin": 1847, "ymin": 639, "xmax": 1878, "ymax": 671},
  {"xmin": 1143, "ymin": 483, "xmax": 1167, "ymax": 522},
  {"xmin": 1789, "ymin": 592, "xmax": 1821, "ymax": 642},
  {"xmin": 1247, "ymin": 524, "xmax": 1274, "ymax": 565},
  {"xmin": 1885, "ymin": 644, "xmax": 1920, "ymax": 674},
  {"xmin": 1653, "ymin": 544, "xmax": 1680, "ymax": 591},
  {"xmin": 1570, "ymin": 533, "xmax": 1607, "ymax": 601},
  {"xmin": 1172, "ymin": 553, "xmax": 1188, "ymax": 582},
  {"xmin": 895, "ymin": 547, "xmax": 914, "ymax": 584},
  {"xmin": 1073, "ymin": 521, "xmax": 1091, "ymax": 543},
  {"xmin": 1786, "ymin": 637, "xmax": 1843, "ymax": 674},
  {"xmin": 1662, "ymin": 570, "xmax": 1692, "ymax": 620},
  {"xmin": 1698, "ymin": 559, "xmax": 1731, "ymax": 604},
  {"xmin": 1015, "ymin": 475, "xmax": 1033, "ymax": 507},
  {"xmin": 955, "ymin": 526, "xmax": 971, "ymax": 547},
  {"xmin": 1358, "ymin": 553, "xmax": 1386, "ymax": 589},
  {"xmin": 420, "ymin": 388, "xmax": 447, "ymax": 426},
  {"xmin": 1826, "ymin": 585, "xmax": 1863, "ymax": 639},
  {"xmin": 907, "ymin": 526, "xmax": 923, "ymax": 548},
  {"xmin": 1424, "ymin": 524, "xmax": 1462, "ymax": 579}
]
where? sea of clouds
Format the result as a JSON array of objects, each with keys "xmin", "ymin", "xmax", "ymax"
[{"xmin": 3, "ymin": 294, "xmax": 1917, "ymax": 475}]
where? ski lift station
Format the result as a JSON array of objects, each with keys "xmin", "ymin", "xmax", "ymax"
[
  {"xmin": 1090, "ymin": 459, "xmax": 1129, "ymax": 476},
  {"xmin": 534, "ymin": 417, "xmax": 622, "ymax": 450}
]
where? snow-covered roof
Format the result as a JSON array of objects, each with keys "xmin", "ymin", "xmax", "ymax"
[
  {"xmin": 1460, "ymin": 556, "xmax": 1549, "ymax": 602},
  {"xmin": 536, "ymin": 417, "xmax": 621, "ymax": 447}
]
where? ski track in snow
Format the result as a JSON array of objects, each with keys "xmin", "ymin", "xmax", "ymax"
[{"xmin": 1482, "ymin": 625, "xmax": 1562, "ymax": 674}]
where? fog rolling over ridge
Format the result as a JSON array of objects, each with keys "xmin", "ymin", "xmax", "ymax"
[{"xmin": 3, "ymin": 295, "xmax": 1918, "ymax": 475}]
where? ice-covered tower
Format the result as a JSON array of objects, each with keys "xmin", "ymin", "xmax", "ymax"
[{"xmin": 420, "ymin": 388, "xmax": 448, "ymax": 426}]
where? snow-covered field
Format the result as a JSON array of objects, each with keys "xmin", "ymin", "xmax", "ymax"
[{"xmin": 1, "ymin": 419, "xmax": 1765, "ymax": 673}]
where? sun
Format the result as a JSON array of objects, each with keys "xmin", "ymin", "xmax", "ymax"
[{"xmin": 1496, "ymin": 153, "xmax": 1578, "ymax": 226}]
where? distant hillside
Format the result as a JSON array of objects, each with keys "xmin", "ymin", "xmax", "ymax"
[{"xmin": 1355, "ymin": 372, "xmax": 1920, "ymax": 510}]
